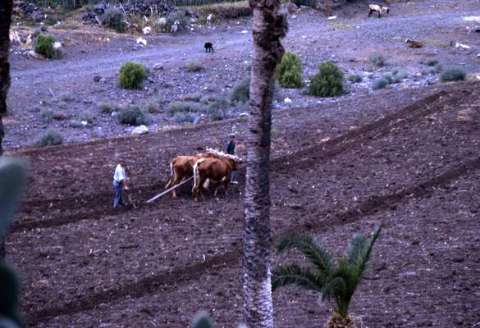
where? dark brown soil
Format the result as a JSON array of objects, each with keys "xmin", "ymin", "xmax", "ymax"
[{"xmin": 5, "ymin": 81, "xmax": 480, "ymax": 327}]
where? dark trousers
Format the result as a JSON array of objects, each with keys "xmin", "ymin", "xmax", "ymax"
[{"xmin": 113, "ymin": 181, "xmax": 124, "ymax": 208}]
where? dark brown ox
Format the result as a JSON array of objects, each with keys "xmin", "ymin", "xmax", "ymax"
[
  {"xmin": 165, "ymin": 153, "xmax": 210, "ymax": 198},
  {"xmin": 192, "ymin": 156, "xmax": 238, "ymax": 201}
]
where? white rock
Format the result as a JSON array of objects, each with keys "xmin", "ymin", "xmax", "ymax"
[
  {"xmin": 81, "ymin": 121, "xmax": 88, "ymax": 126},
  {"xmin": 131, "ymin": 125, "xmax": 149, "ymax": 135},
  {"xmin": 153, "ymin": 63, "xmax": 164, "ymax": 70},
  {"xmin": 240, "ymin": 30, "xmax": 248, "ymax": 34},
  {"xmin": 327, "ymin": 16, "xmax": 337, "ymax": 20},
  {"xmin": 463, "ymin": 16, "xmax": 480, "ymax": 23},
  {"xmin": 53, "ymin": 41, "xmax": 62, "ymax": 50},
  {"xmin": 142, "ymin": 26, "xmax": 152, "ymax": 35},
  {"xmin": 28, "ymin": 50, "xmax": 44, "ymax": 60},
  {"xmin": 136, "ymin": 37, "xmax": 147, "ymax": 47},
  {"xmin": 284, "ymin": 97, "xmax": 292, "ymax": 104},
  {"xmin": 156, "ymin": 17, "xmax": 167, "ymax": 27},
  {"xmin": 207, "ymin": 14, "xmax": 214, "ymax": 21},
  {"xmin": 455, "ymin": 42, "xmax": 471, "ymax": 50}
]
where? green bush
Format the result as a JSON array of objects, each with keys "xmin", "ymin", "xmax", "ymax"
[
  {"xmin": 119, "ymin": 62, "xmax": 146, "ymax": 89},
  {"xmin": 37, "ymin": 130, "xmax": 64, "ymax": 147},
  {"xmin": 102, "ymin": 8, "xmax": 127, "ymax": 33},
  {"xmin": 441, "ymin": 68, "xmax": 466, "ymax": 82},
  {"xmin": 173, "ymin": 112, "xmax": 198, "ymax": 124},
  {"xmin": 146, "ymin": 103, "xmax": 159, "ymax": 113},
  {"xmin": 369, "ymin": 53, "xmax": 386, "ymax": 68},
  {"xmin": 182, "ymin": 93, "xmax": 203, "ymax": 102},
  {"xmin": 276, "ymin": 52, "xmax": 303, "ymax": 88},
  {"xmin": 45, "ymin": 14, "xmax": 58, "ymax": 26},
  {"xmin": 99, "ymin": 102, "xmax": 114, "ymax": 114},
  {"xmin": 193, "ymin": 2, "xmax": 252, "ymax": 21},
  {"xmin": 348, "ymin": 74, "xmax": 362, "ymax": 83},
  {"xmin": 230, "ymin": 78, "xmax": 250, "ymax": 103},
  {"xmin": 372, "ymin": 78, "xmax": 389, "ymax": 90},
  {"xmin": 309, "ymin": 62, "xmax": 344, "ymax": 97},
  {"xmin": 168, "ymin": 101, "xmax": 207, "ymax": 115},
  {"xmin": 383, "ymin": 70, "xmax": 407, "ymax": 84},
  {"xmin": 117, "ymin": 106, "xmax": 149, "ymax": 126},
  {"xmin": 35, "ymin": 34, "xmax": 58, "ymax": 59}
]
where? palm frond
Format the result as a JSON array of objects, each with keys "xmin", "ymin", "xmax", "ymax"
[
  {"xmin": 353, "ymin": 225, "xmax": 382, "ymax": 279},
  {"xmin": 271, "ymin": 264, "xmax": 324, "ymax": 292},
  {"xmin": 321, "ymin": 276, "xmax": 347, "ymax": 302},
  {"xmin": 276, "ymin": 233, "xmax": 335, "ymax": 275},
  {"xmin": 347, "ymin": 234, "xmax": 368, "ymax": 266}
]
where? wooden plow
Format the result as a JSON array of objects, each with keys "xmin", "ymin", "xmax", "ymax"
[{"xmin": 145, "ymin": 177, "xmax": 193, "ymax": 204}]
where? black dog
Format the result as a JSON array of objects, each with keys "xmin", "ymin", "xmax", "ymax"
[{"xmin": 204, "ymin": 42, "xmax": 214, "ymax": 53}]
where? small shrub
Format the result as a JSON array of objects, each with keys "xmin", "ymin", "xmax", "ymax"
[
  {"xmin": 35, "ymin": 34, "xmax": 58, "ymax": 59},
  {"xmin": 52, "ymin": 112, "xmax": 69, "ymax": 121},
  {"xmin": 102, "ymin": 8, "xmax": 127, "ymax": 33},
  {"xmin": 369, "ymin": 53, "xmax": 386, "ymax": 68},
  {"xmin": 45, "ymin": 15, "xmax": 58, "ymax": 26},
  {"xmin": 277, "ymin": 52, "xmax": 303, "ymax": 88},
  {"xmin": 147, "ymin": 103, "xmax": 159, "ymax": 113},
  {"xmin": 441, "ymin": 68, "xmax": 466, "ymax": 82},
  {"xmin": 207, "ymin": 96, "xmax": 229, "ymax": 110},
  {"xmin": 37, "ymin": 130, "xmax": 63, "ymax": 147},
  {"xmin": 425, "ymin": 59, "xmax": 439, "ymax": 67},
  {"xmin": 309, "ymin": 62, "xmax": 344, "ymax": 97},
  {"xmin": 230, "ymin": 78, "xmax": 250, "ymax": 103},
  {"xmin": 372, "ymin": 78, "xmax": 389, "ymax": 90},
  {"xmin": 206, "ymin": 97, "xmax": 229, "ymax": 121},
  {"xmin": 79, "ymin": 113, "xmax": 94, "ymax": 124},
  {"xmin": 41, "ymin": 109, "xmax": 54, "ymax": 121},
  {"xmin": 194, "ymin": 2, "xmax": 252, "ymax": 22},
  {"xmin": 207, "ymin": 107, "xmax": 225, "ymax": 121},
  {"xmin": 167, "ymin": 101, "xmax": 206, "ymax": 115},
  {"xmin": 117, "ymin": 106, "xmax": 149, "ymax": 126},
  {"xmin": 99, "ymin": 102, "xmax": 114, "ymax": 114},
  {"xmin": 119, "ymin": 62, "xmax": 146, "ymax": 89},
  {"xmin": 383, "ymin": 70, "xmax": 407, "ymax": 84},
  {"xmin": 392, "ymin": 69, "xmax": 408, "ymax": 82},
  {"xmin": 173, "ymin": 112, "xmax": 198, "ymax": 124},
  {"xmin": 182, "ymin": 93, "xmax": 203, "ymax": 102},
  {"xmin": 348, "ymin": 74, "xmax": 362, "ymax": 83},
  {"xmin": 185, "ymin": 62, "xmax": 204, "ymax": 73}
]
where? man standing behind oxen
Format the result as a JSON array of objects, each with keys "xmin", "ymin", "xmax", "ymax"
[
  {"xmin": 113, "ymin": 162, "xmax": 129, "ymax": 208},
  {"xmin": 225, "ymin": 133, "xmax": 238, "ymax": 184}
]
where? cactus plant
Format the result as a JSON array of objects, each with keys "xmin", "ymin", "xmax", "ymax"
[{"xmin": 0, "ymin": 158, "xmax": 27, "ymax": 328}]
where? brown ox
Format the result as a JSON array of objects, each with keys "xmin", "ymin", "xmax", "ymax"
[
  {"xmin": 165, "ymin": 153, "xmax": 209, "ymax": 198},
  {"xmin": 192, "ymin": 155, "xmax": 239, "ymax": 201}
]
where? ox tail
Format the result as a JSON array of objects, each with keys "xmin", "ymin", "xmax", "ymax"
[
  {"xmin": 193, "ymin": 158, "xmax": 205, "ymax": 192},
  {"xmin": 165, "ymin": 161, "xmax": 175, "ymax": 189}
]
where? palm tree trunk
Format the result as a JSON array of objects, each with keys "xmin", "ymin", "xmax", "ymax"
[
  {"xmin": 0, "ymin": 0, "xmax": 12, "ymax": 157},
  {"xmin": 0, "ymin": 0, "xmax": 13, "ymax": 259},
  {"xmin": 242, "ymin": 1, "xmax": 287, "ymax": 327}
]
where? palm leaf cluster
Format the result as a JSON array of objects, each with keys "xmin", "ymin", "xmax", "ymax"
[{"xmin": 272, "ymin": 226, "xmax": 382, "ymax": 318}]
